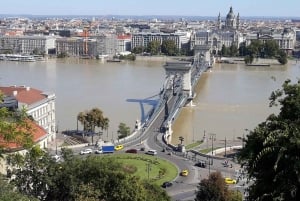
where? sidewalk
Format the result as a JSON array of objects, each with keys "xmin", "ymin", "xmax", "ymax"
[{"xmin": 47, "ymin": 132, "xmax": 66, "ymax": 151}]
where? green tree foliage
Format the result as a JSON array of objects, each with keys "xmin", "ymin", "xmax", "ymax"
[
  {"xmin": 247, "ymin": 39, "xmax": 262, "ymax": 58},
  {"xmin": 277, "ymin": 50, "xmax": 288, "ymax": 65},
  {"xmin": 0, "ymin": 175, "xmax": 38, "ymax": 201},
  {"xmin": 195, "ymin": 172, "xmax": 242, "ymax": 201},
  {"xmin": 161, "ymin": 40, "xmax": 178, "ymax": 56},
  {"xmin": 221, "ymin": 44, "xmax": 228, "ymax": 56},
  {"xmin": 119, "ymin": 53, "xmax": 136, "ymax": 61},
  {"xmin": 229, "ymin": 44, "xmax": 238, "ymax": 57},
  {"xmin": 77, "ymin": 108, "xmax": 109, "ymax": 133},
  {"xmin": 7, "ymin": 150, "xmax": 171, "ymax": 201},
  {"xmin": 264, "ymin": 40, "xmax": 279, "ymax": 58},
  {"xmin": 7, "ymin": 146, "xmax": 55, "ymax": 200},
  {"xmin": 131, "ymin": 46, "xmax": 144, "ymax": 54},
  {"xmin": 57, "ymin": 52, "xmax": 68, "ymax": 58},
  {"xmin": 146, "ymin": 40, "xmax": 161, "ymax": 55},
  {"xmin": 0, "ymin": 94, "xmax": 34, "ymax": 157},
  {"xmin": 238, "ymin": 79, "xmax": 300, "ymax": 201},
  {"xmin": 238, "ymin": 42, "xmax": 247, "ymax": 56},
  {"xmin": 244, "ymin": 55, "xmax": 254, "ymax": 64},
  {"xmin": 117, "ymin": 122, "xmax": 130, "ymax": 139}
]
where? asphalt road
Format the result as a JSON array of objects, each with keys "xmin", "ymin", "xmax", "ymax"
[{"xmin": 48, "ymin": 89, "xmax": 245, "ymax": 201}]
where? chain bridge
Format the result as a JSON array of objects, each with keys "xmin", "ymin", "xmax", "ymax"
[{"xmin": 123, "ymin": 48, "xmax": 213, "ymax": 146}]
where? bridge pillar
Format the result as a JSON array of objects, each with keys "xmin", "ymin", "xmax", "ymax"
[
  {"xmin": 164, "ymin": 61, "xmax": 192, "ymax": 97},
  {"xmin": 182, "ymin": 69, "xmax": 192, "ymax": 97}
]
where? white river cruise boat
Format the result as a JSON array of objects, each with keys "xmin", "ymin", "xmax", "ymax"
[{"xmin": 0, "ymin": 54, "xmax": 36, "ymax": 62}]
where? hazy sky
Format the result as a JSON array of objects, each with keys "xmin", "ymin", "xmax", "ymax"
[{"xmin": 1, "ymin": 0, "xmax": 299, "ymax": 17}]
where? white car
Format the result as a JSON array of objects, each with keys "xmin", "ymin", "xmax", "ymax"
[
  {"xmin": 51, "ymin": 155, "xmax": 61, "ymax": 162},
  {"xmin": 80, "ymin": 148, "xmax": 93, "ymax": 155},
  {"xmin": 95, "ymin": 149, "xmax": 103, "ymax": 154},
  {"xmin": 146, "ymin": 150, "xmax": 157, "ymax": 155}
]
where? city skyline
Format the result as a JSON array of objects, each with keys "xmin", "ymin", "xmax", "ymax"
[{"xmin": 1, "ymin": 0, "xmax": 300, "ymax": 18}]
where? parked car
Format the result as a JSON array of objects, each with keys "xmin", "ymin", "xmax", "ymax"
[
  {"xmin": 224, "ymin": 177, "xmax": 237, "ymax": 184},
  {"xmin": 161, "ymin": 181, "xmax": 173, "ymax": 188},
  {"xmin": 114, "ymin": 144, "xmax": 124, "ymax": 151},
  {"xmin": 195, "ymin": 161, "xmax": 207, "ymax": 168},
  {"xmin": 140, "ymin": 147, "xmax": 145, "ymax": 151},
  {"xmin": 80, "ymin": 148, "xmax": 93, "ymax": 155},
  {"xmin": 125, "ymin": 149, "xmax": 137, "ymax": 154},
  {"xmin": 95, "ymin": 149, "xmax": 103, "ymax": 154},
  {"xmin": 51, "ymin": 155, "xmax": 61, "ymax": 162},
  {"xmin": 180, "ymin": 169, "xmax": 189, "ymax": 176},
  {"xmin": 146, "ymin": 150, "xmax": 157, "ymax": 155}
]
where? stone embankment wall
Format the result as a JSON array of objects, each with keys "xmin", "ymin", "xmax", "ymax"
[{"xmin": 135, "ymin": 55, "xmax": 188, "ymax": 62}]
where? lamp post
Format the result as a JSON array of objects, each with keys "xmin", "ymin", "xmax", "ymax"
[
  {"xmin": 55, "ymin": 142, "xmax": 57, "ymax": 155},
  {"xmin": 209, "ymin": 133, "xmax": 216, "ymax": 165},
  {"xmin": 225, "ymin": 136, "xmax": 227, "ymax": 158}
]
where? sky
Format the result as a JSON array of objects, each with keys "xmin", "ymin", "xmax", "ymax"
[{"xmin": 0, "ymin": 0, "xmax": 299, "ymax": 17}]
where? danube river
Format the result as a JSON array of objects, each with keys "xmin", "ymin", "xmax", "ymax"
[{"xmin": 0, "ymin": 57, "xmax": 299, "ymax": 144}]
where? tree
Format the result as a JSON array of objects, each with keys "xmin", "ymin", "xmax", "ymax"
[
  {"xmin": 0, "ymin": 94, "xmax": 34, "ymax": 157},
  {"xmin": 117, "ymin": 122, "xmax": 130, "ymax": 139},
  {"xmin": 238, "ymin": 79, "xmax": 300, "ymax": 201},
  {"xmin": 146, "ymin": 40, "xmax": 160, "ymax": 55},
  {"xmin": 244, "ymin": 55, "xmax": 254, "ymax": 64},
  {"xmin": 195, "ymin": 171, "xmax": 230, "ymax": 201},
  {"xmin": 238, "ymin": 42, "xmax": 247, "ymax": 56},
  {"xmin": 221, "ymin": 44, "xmax": 228, "ymax": 56},
  {"xmin": 229, "ymin": 44, "xmax": 238, "ymax": 57},
  {"xmin": 7, "ymin": 146, "xmax": 55, "ymax": 200},
  {"xmin": 264, "ymin": 40, "xmax": 279, "ymax": 58},
  {"xmin": 277, "ymin": 49, "xmax": 288, "ymax": 65},
  {"xmin": 57, "ymin": 52, "xmax": 68, "ymax": 58},
  {"xmin": 161, "ymin": 40, "xmax": 178, "ymax": 56},
  {"xmin": 0, "ymin": 175, "xmax": 38, "ymax": 201},
  {"xmin": 131, "ymin": 46, "xmax": 144, "ymax": 54},
  {"xmin": 77, "ymin": 108, "xmax": 109, "ymax": 143},
  {"xmin": 8, "ymin": 152, "xmax": 171, "ymax": 201},
  {"xmin": 247, "ymin": 39, "xmax": 263, "ymax": 58}
]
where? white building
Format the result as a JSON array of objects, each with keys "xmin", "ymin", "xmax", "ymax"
[
  {"xmin": 245, "ymin": 28, "xmax": 296, "ymax": 54},
  {"xmin": 131, "ymin": 32, "xmax": 190, "ymax": 51},
  {"xmin": 0, "ymin": 85, "xmax": 56, "ymax": 147},
  {"xmin": 0, "ymin": 35, "xmax": 56, "ymax": 54}
]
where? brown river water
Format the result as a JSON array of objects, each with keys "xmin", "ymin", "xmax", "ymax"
[{"xmin": 0, "ymin": 58, "xmax": 299, "ymax": 144}]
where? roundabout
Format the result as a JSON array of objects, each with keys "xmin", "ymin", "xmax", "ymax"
[{"xmin": 102, "ymin": 153, "xmax": 178, "ymax": 186}]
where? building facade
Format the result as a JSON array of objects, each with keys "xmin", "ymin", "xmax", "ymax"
[
  {"xmin": 56, "ymin": 37, "xmax": 98, "ymax": 57},
  {"xmin": 0, "ymin": 35, "xmax": 56, "ymax": 54},
  {"xmin": 191, "ymin": 7, "xmax": 242, "ymax": 54},
  {"xmin": 131, "ymin": 32, "xmax": 189, "ymax": 51},
  {"xmin": 245, "ymin": 28, "xmax": 296, "ymax": 54},
  {"xmin": 0, "ymin": 86, "xmax": 56, "ymax": 147}
]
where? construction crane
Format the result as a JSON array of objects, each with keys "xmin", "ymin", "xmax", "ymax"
[{"xmin": 83, "ymin": 26, "xmax": 89, "ymax": 55}]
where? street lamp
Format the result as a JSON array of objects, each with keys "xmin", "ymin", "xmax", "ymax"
[{"xmin": 209, "ymin": 133, "xmax": 216, "ymax": 165}]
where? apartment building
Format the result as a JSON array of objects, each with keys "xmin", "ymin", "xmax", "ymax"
[
  {"xmin": 56, "ymin": 37, "xmax": 98, "ymax": 56},
  {"xmin": 117, "ymin": 34, "xmax": 131, "ymax": 53},
  {"xmin": 131, "ymin": 32, "xmax": 189, "ymax": 51}
]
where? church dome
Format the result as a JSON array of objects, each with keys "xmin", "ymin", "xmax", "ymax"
[{"xmin": 226, "ymin": 7, "xmax": 235, "ymax": 20}]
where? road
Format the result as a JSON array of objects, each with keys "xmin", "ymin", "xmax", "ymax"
[{"xmin": 48, "ymin": 85, "xmax": 244, "ymax": 201}]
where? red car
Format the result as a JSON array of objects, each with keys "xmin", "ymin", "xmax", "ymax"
[{"xmin": 125, "ymin": 149, "xmax": 138, "ymax": 154}]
